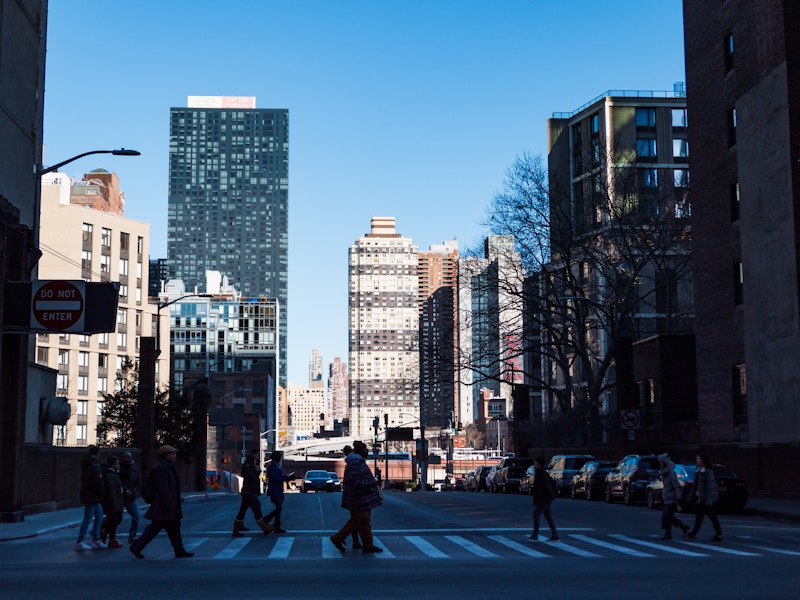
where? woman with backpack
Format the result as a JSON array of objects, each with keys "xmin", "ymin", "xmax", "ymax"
[{"xmin": 529, "ymin": 456, "xmax": 559, "ymax": 542}]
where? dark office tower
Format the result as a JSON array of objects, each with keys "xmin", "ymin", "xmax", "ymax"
[
  {"xmin": 168, "ymin": 96, "xmax": 289, "ymax": 386},
  {"xmin": 684, "ymin": 2, "xmax": 800, "ymax": 444},
  {"xmin": 148, "ymin": 258, "xmax": 174, "ymax": 298}
]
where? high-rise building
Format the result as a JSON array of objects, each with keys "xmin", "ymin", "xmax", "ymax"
[
  {"xmin": 309, "ymin": 348, "xmax": 324, "ymax": 389},
  {"xmin": 286, "ymin": 383, "xmax": 325, "ymax": 435},
  {"xmin": 348, "ymin": 217, "xmax": 420, "ymax": 439},
  {"xmin": 148, "ymin": 258, "xmax": 174, "ymax": 299},
  {"xmin": 418, "ymin": 240, "xmax": 459, "ymax": 430},
  {"xmin": 167, "ymin": 96, "xmax": 288, "ymax": 386},
  {"xmin": 327, "ymin": 357, "xmax": 349, "ymax": 424},
  {"xmin": 684, "ymin": 2, "xmax": 800, "ymax": 443},
  {"xmin": 36, "ymin": 171, "xmax": 166, "ymax": 446}
]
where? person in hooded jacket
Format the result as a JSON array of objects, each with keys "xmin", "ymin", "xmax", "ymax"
[
  {"xmin": 129, "ymin": 445, "xmax": 194, "ymax": 559},
  {"xmin": 100, "ymin": 455, "xmax": 125, "ymax": 548},
  {"xmin": 232, "ymin": 451, "xmax": 274, "ymax": 537},
  {"xmin": 529, "ymin": 456, "xmax": 559, "ymax": 542},
  {"xmin": 329, "ymin": 440, "xmax": 383, "ymax": 553},
  {"xmin": 657, "ymin": 453, "xmax": 690, "ymax": 540},
  {"xmin": 75, "ymin": 445, "xmax": 106, "ymax": 550},
  {"xmin": 119, "ymin": 451, "xmax": 141, "ymax": 544},
  {"xmin": 263, "ymin": 450, "xmax": 295, "ymax": 533},
  {"xmin": 686, "ymin": 452, "xmax": 723, "ymax": 542}
]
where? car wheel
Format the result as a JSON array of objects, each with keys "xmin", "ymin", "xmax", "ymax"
[
  {"xmin": 647, "ymin": 489, "xmax": 656, "ymax": 509},
  {"xmin": 623, "ymin": 485, "xmax": 634, "ymax": 506},
  {"xmin": 605, "ymin": 485, "xmax": 614, "ymax": 503}
]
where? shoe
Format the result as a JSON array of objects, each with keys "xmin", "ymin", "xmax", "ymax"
[
  {"xmin": 100, "ymin": 530, "xmax": 108, "ymax": 544},
  {"xmin": 256, "ymin": 518, "xmax": 275, "ymax": 535},
  {"xmin": 361, "ymin": 546, "xmax": 383, "ymax": 553},
  {"xmin": 660, "ymin": 533, "xmax": 672, "ymax": 541},
  {"xmin": 709, "ymin": 535, "xmax": 723, "ymax": 542},
  {"xmin": 547, "ymin": 537, "xmax": 560, "ymax": 542},
  {"xmin": 329, "ymin": 536, "xmax": 346, "ymax": 552},
  {"xmin": 527, "ymin": 534, "xmax": 538, "ymax": 541},
  {"xmin": 129, "ymin": 546, "xmax": 144, "ymax": 559},
  {"xmin": 108, "ymin": 540, "xmax": 124, "ymax": 549},
  {"xmin": 92, "ymin": 540, "xmax": 108, "ymax": 549},
  {"xmin": 232, "ymin": 520, "xmax": 245, "ymax": 538},
  {"xmin": 175, "ymin": 550, "xmax": 194, "ymax": 558},
  {"xmin": 240, "ymin": 524, "xmax": 250, "ymax": 531},
  {"xmin": 686, "ymin": 531, "xmax": 696, "ymax": 540},
  {"xmin": 352, "ymin": 541, "xmax": 363, "ymax": 549},
  {"xmin": 75, "ymin": 541, "xmax": 93, "ymax": 551},
  {"xmin": 273, "ymin": 528, "xmax": 287, "ymax": 534}
]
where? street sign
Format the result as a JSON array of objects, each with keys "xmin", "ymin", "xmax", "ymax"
[
  {"xmin": 30, "ymin": 280, "xmax": 85, "ymax": 332},
  {"xmin": 620, "ymin": 409, "xmax": 641, "ymax": 431}
]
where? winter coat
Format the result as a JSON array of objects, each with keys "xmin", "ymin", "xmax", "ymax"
[
  {"xmin": 342, "ymin": 452, "xmax": 382, "ymax": 512},
  {"xmin": 694, "ymin": 466, "xmax": 719, "ymax": 506},
  {"xmin": 144, "ymin": 459, "xmax": 183, "ymax": 521},
  {"xmin": 266, "ymin": 463, "xmax": 292, "ymax": 499},
  {"xmin": 119, "ymin": 462, "xmax": 140, "ymax": 503},
  {"xmin": 240, "ymin": 458, "xmax": 261, "ymax": 496},
  {"xmin": 102, "ymin": 466, "xmax": 125, "ymax": 514},
  {"xmin": 79, "ymin": 454, "xmax": 104, "ymax": 505},
  {"xmin": 659, "ymin": 461, "xmax": 682, "ymax": 505},
  {"xmin": 531, "ymin": 466, "xmax": 556, "ymax": 506}
]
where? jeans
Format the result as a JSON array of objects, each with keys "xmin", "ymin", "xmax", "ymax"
[
  {"xmin": 532, "ymin": 504, "xmax": 558, "ymax": 538},
  {"xmin": 264, "ymin": 495, "xmax": 284, "ymax": 527},
  {"xmin": 78, "ymin": 503, "xmax": 103, "ymax": 542},
  {"xmin": 661, "ymin": 502, "xmax": 685, "ymax": 533},
  {"xmin": 235, "ymin": 493, "xmax": 264, "ymax": 522},
  {"xmin": 124, "ymin": 500, "xmax": 141, "ymax": 541},
  {"xmin": 691, "ymin": 503, "xmax": 722, "ymax": 536}
]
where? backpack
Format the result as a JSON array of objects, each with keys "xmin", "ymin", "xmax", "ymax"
[{"xmin": 140, "ymin": 469, "xmax": 156, "ymax": 503}]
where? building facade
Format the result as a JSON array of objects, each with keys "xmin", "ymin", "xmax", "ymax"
[
  {"xmin": 418, "ymin": 240, "xmax": 459, "ymax": 430},
  {"xmin": 167, "ymin": 96, "xmax": 288, "ymax": 386},
  {"xmin": 286, "ymin": 383, "xmax": 325, "ymax": 436},
  {"xmin": 309, "ymin": 348, "xmax": 324, "ymax": 389},
  {"xmin": 36, "ymin": 171, "xmax": 165, "ymax": 446},
  {"xmin": 348, "ymin": 217, "xmax": 420, "ymax": 439},
  {"xmin": 684, "ymin": 1, "xmax": 800, "ymax": 443},
  {"xmin": 327, "ymin": 357, "xmax": 349, "ymax": 425}
]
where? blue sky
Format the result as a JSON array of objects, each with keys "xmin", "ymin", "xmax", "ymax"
[{"xmin": 43, "ymin": 1, "xmax": 686, "ymax": 386}]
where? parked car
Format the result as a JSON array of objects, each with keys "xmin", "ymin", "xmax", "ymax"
[
  {"xmin": 464, "ymin": 471, "xmax": 476, "ymax": 491},
  {"xmin": 493, "ymin": 457, "xmax": 534, "ymax": 493},
  {"xmin": 498, "ymin": 465, "xmax": 528, "ymax": 494},
  {"xmin": 485, "ymin": 466, "xmax": 500, "ymax": 493},
  {"xmin": 570, "ymin": 460, "xmax": 617, "ymax": 500},
  {"xmin": 301, "ymin": 469, "xmax": 336, "ymax": 493},
  {"xmin": 546, "ymin": 455, "xmax": 595, "ymax": 496},
  {"xmin": 647, "ymin": 463, "xmax": 748, "ymax": 512},
  {"xmin": 474, "ymin": 465, "xmax": 498, "ymax": 492},
  {"xmin": 604, "ymin": 454, "xmax": 661, "ymax": 505},
  {"xmin": 327, "ymin": 472, "xmax": 342, "ymax": 492}
]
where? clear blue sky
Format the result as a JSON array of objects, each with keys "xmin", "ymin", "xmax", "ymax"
[{"xmin": 43, "ymin": 1, "xmax": 686, "ymax": 386}]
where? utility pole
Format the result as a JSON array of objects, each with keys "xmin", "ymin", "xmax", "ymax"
[{"xmin": 383, "ymin": 413, "xmax": 389, "ymax": 489}]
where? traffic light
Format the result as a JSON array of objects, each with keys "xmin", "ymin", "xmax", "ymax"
[{"xmin": 372, "ymin": 416, "xmax": 380, "ymax": 429}]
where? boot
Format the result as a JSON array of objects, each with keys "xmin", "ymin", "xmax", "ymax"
[
  {"xmin": 232, "ymin": 520, "xmax": 245, "ymax": 538},
  {"xmin": 256, "ymin": 518, "xmax": 275, "ymax": 535},
  {"xmin": 240, "ymin": 523, "xmax": 250, "ymax": 531}
]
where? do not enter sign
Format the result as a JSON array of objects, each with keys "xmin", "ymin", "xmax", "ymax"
[{"xmin": 31, "ymin": 280, "xmax": 86, "ymax": 332}]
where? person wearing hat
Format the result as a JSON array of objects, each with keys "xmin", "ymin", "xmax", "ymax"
[
  {"xmin": 129, "ymin": 445, "xmax": 194, "ymax": 559},
  {"xmin": 263, "ymin": 450, "xmax": 295, "ymax": 533},
  {"xmin": 75, "ymin": 445, "xmax": 106, "ymax": 550},
  {"xmin": 119, "ymin": 451, "xmax": 141, "ymax": 544},
  {"xmin": 656, "ymin": 453, "xmax": 690, "ymax": 540}
]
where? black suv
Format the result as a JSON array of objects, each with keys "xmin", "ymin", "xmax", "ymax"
[
  {"xmin": 604, "ymin": 454, "xmax": 661, "ymax": 505},
  {"xmin": 545, "ymin": 455, "xmax": 595, "ymax": 496}
]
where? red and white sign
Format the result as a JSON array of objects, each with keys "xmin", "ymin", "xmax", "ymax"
[{"xmin": 31, "ymin": 280, "xmax": 86, "ymax": 332}]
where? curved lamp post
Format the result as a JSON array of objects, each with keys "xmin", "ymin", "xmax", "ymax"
[{"xmin": 37, "ymin": 148, "xmax": 141, "ymax": 177}]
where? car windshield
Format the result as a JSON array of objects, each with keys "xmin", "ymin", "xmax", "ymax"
[
  {"xmin": 565, "ymin": 457, "xmax": 591, "ymax": 469},
  {"xmin": 307, "ymin": 471, "xmax": 329, "ymax": 478},
  {"xmin": 328, "ymin": 473, "xmax": 339, "ymax": 480}
]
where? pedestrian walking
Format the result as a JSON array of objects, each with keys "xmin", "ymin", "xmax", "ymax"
[
  {"xmin": 341, "ymin": 445, "xmax": 362, "ymax": 549},
  {"xmin": 687, "ymin": 452, "xmax": 723, "ymax": 542},
  {"xmin": 329, "ymin": 440, "xmax": 383, "ymax": 553},
  {"xmin": 129, "ymin": 445, "xmax": 194, "ymax": 559},
  {"xmin": 529, "ymin": 456, "xmax": 559, "ymax": 542},
  {"xmin": 232, "ymin": 451, "xmax": 274, "ymax": 537},
  {"xmin": 100, "ymin": 455, "xmax": 125, "ymax": 548},
  {"xmin": 75, "ymin": 445, "xmax": 106, "ymax": 550},
  {"xmin": 119, "ymin": 451, "xmax": 141, "ymax": 544},
  {"xmin": 263, "ymin": 451, "xmax": 295, "ymax": 534},
  {"xmin": 657, "ymin": 453, "xmax": 690, "ymax": 540}
]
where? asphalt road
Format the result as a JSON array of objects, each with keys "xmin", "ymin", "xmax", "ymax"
[{"xmin": 2, "ymin": 489, "xmax": 799, "ymax": 599}]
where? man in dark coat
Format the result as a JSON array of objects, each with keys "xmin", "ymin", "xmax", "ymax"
[
  {"xmin": 76, "ymin": 445, "xmax": 105, "ymax": 550},
  {"xmin": 329, "ymin": 440, "xmax": 383, "ymax": 553},
  {"xmin": 529, "ymin": 456, "xmax": 559, "ymax": 542},
  {"xmin": 232, "ymin": 451, "xmax": 274, "ymax": 537},
  {"xmin": 129, "ymin": 445, "xmax": 193, "ymax": 559},
  {"xmin": 263, "ymin": 450, "xmax": 295, "ymax": 533},
  {"xmin": 119, "ymin": 451, "xmax": 141, "ymax": 544},
  {"xmin": 100, "ymin": 455, "xmax": 125, "ymax": 548}
]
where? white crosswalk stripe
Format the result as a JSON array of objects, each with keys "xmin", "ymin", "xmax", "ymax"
[
  {"xmin": 406, "ymin": 535, "xmax": 448, "ymax": 558},
  {"xmin": 445, "ymin": 535, "xmax": 499, "ymax": 558},
  {"xmin": 675, "ymin": 541, "xmax": 759, "ymax": 556},
  {"xmin": 487, "ymin": 535, "xmax": 551, "ymax": 558},
  {"xmin": 609, "ymin": 534, "xmax": 707, "ymax": 557},
  {"xmin": 570, "ymin": 534, "xmax": 654, "ymax": 557},
  {"xmin": 369, "ymin": 536, "xmax": 395, "ymax": 558},
  {"xmin": 269, "ymin": 536, "xmax": 294, "ymax": 558},
  {"xmin": 214, "ymin": 537, "xmax": 251, "ymax": 559}
]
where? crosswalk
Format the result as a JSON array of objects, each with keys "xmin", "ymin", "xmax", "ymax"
[{"xmin": 143, "ymin": 531, "xmax": 800, "ymax": 561}]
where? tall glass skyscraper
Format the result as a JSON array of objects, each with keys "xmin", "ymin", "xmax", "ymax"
[{"xmin": 167, "ymin": 96, "xmax": 288, "ymax": 385}]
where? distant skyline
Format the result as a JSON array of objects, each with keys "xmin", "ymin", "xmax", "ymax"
[{"xmin": 42, "ymin": 1, "xmax": 686, "ymax": 385}]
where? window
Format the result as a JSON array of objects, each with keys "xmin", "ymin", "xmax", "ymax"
[
  {"xmin": 730, "ymin": 180, "xmax": 740, "ymax": 222},
  {"xmin": 655, "ymin": 269, "xmax": 678, "ymax": 313},
  {"xmin": 97, "ymin": 376, "xmax": 107, "ymax": 394},
  {"xmin": 732, "ymin": 364, "xmax": 747, "ymax": 426},
  {"xmin": 100, "ymin": 254, "xmax": 111, "ymax": 273},
  {"xmin": 76, "ymin": 425, "xmax": 87, "ymax": 443},
  {"xmin": 119, "ymin": 258, "xmax": 129, "ymax": 276},
  {"xmin": 78, "ymin": 351, "xmax": 89, "ymax": 367},
  {"xmin": 672, "ymin": 139, "xmax": 689, "ymax": 161},
  {"xmin": 117, "ymin": 309, "xmax": 127, "ymax": 326},
  {"xmin": 78, "ymin": 375, "xmax": 89, "ymax": 393},
  {"xmin": 591, "ymin": 113, "xmax": 600, "ymax": 134},
  {"xmin": 57, "ymin": 373, "xmax": 68, "ymax": 392},
  {"xmin": 724, "ymin": 31, "xmax": 734, "ymax": 73},
  {"xmin": 119, "ymin": 284, "xmax": 128, "ymax": 300},
  {"xmin": 81, "ymin": 250, "xmax": 92, "ymax": 269},
  {"xmin": 641, "ymin": 169, "xmax": 658, "ymax": 188},
  {"xmin": 636, "ymin": 138, "xmax": 657, "ymax": 161},
  {"xmin": 733, "ymin": 261, "xmax": 744, "ymax": 306},
  {"xmin": 671, "ymin": 109, "xmax": 688, "ymax": 129},
  {"xmin": 728, "ymin": 106, "xmax": 737, "ymax": 147},
  {"xmin": 635, "ymin": 108, "xmax": 656, "ymax": 130},
  {"xmin": 36, "ymin": 347, "xmax": 49, "ymax": 365},
  {"xmin": 98, "ymin": 353, "xmax": 108, "ymax": 369},
  {"xmin": 58, "ymin": 349, "xmax": 69, "ymax": 366},
  {"xmin": 101, "ymin": 227, "xmax": 111, "ymax": 248},
  {"xmin": 673, "ymin": 169, "xmax": 690, "ymax": 188},
  {"xmin": 82, "ymin": 223, "xmax": 93, "ymax": 244},
  {"xmin": 120, "ymin": 232, "xmax": 130, "ymax": 251},
  {"xmin": 77, "ymin": 400, "xmax": 88, "ymax": 416},
  {"xmin": 117, "ymin": 332, "xmax": 127, "ymax": 348}
]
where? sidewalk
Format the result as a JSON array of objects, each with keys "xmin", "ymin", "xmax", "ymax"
[{"xmin": 2, "ymin": 494, "xmax": 799, "ymax": 543}]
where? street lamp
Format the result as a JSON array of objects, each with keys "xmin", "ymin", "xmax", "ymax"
[{"xmin": 37, "ymin": 148, "xmax": 141, "ymax": 177}]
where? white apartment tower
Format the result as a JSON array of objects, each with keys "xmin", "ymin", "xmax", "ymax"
[
  {"xmin": 348, "ymin": 217, "xmax": 420, "ymax": 439},
  {"xmin": 327, "ymin": 357, "xmax": 349, "ymax": 424},
  {"xmin": 286, "ymin": 383, "xmax": 325, "ymax": 436}
]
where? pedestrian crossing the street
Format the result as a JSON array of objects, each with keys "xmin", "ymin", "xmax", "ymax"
[{"xmin": 143, "ymin": 531, "xmax": 800, "ymax": 562}]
